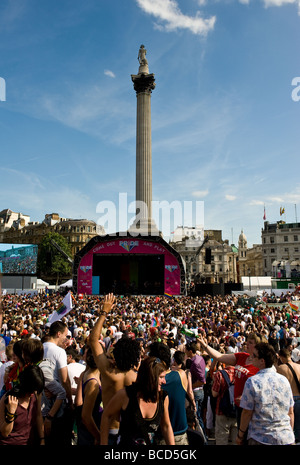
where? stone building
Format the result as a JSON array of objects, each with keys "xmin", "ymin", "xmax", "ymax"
[
  {"xmin": 261, "ymin": 220, "xmax": 300, "ymax": 278},
  {"xmin": 0, "ymin": 209, "xmax": 30, "ymax": 241},
  {"xmin": 237, "ymin": 230, "xmax": 263, "ymax": 279},
  {"xmin": 0, "ymin": 210, "xmax": 105, "ymax": 257},
  {"xmin": 170, "ymin": 226, "xmax": 238, "ymax": 284}
]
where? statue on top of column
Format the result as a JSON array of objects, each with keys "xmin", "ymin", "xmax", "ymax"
[{"xmin": 138, "ymin": 44, "xmax": 149, "ymax": 74}]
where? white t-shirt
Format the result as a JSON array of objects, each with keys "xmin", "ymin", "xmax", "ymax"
[
  {"xmin": 67, "ymin": 362, "xmax": 86, "ymax": 402},
  {"xmin": 0, "ymin": 361, "xmax": 14, "ymax": 390},
  {"xmin": 43, "ymin": 341, "xmax": 67, "ymax": 383}
]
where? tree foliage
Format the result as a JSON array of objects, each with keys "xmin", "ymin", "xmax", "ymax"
[{"xmin": 37, "ymin": 232, "xmax": 72, "ymax": 281}]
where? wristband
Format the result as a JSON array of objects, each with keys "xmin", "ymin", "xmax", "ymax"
[{"xmin": 46, "ymin": 413, "xmax": 53, "ymax": 421}]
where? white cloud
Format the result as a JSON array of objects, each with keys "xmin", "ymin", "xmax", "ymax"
[
  {"xmin": 192, "ymin": 190, "xmax": 209, "ymax": 198},
  {"xmin": 225, "ymin": 194, "xmax": 236, "ymax": 201},
  {"xmin": 35, "ymin": 81, "xmax": 135, "ymax": 145},
  {"xmin": 135, "ymin": 0, "xmax": 216, "ymax": 36},
  {"xmin": 249, "ymin": 200, "xmax": 265, "ymax": 206},
  {"xmin": 104, "ymin": 70, "xmax": 116, "ymax": 78},
  {"xmin": 242, "ymin": 0, "xmax": 300, "ymax": 13},
  {"xmin": 263, "ymin": 0, "xmax": 297, "ymax": 6}
]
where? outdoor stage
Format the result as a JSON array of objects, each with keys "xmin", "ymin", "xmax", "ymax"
[{"xmin": 73, "ymin": 233, "xmax": 185, "ymax": 296}]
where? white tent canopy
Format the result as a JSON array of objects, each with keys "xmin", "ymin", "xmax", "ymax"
[
  {"xmin": 36, "ymin": 279, "xmax": 49, "ymax": 289},
  {"xmin": 59, "ymin": 279, "xmax": 73, "ymax": 288},
  {"xmin": 241, "ymin": 276, "xmax": 272, "ymax": 290}
]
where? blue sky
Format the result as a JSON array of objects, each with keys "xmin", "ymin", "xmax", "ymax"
[{"xmin": 0, "ymin": 0, "xmax": 299, "ymax": 247}]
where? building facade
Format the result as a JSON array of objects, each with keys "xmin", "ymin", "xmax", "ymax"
[
  {"xmin": 170, "ymin": 227, "xmax": 238, "ymax": 285},
  {"xmin": 238, "ymin": 230, "xmax": 263, "ymax": 279},
  {"xmin": 0, "ymin": 210, "xmax": 105, "ymax": 257},
  {"xmin": 262, "ymin": 221, "xmax": 300, "ymax": 278}
]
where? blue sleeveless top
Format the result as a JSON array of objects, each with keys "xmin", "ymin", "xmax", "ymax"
[{"xmin": 163, "ymin": 370, "xmax": 188, "ymax": 435}]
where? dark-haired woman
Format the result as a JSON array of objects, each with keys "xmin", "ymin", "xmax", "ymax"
[
  {"xmin": 0, "ymin": 364, "xmax": 45, "ymax": 445},
  {"xmin": 100, "ymin": 357, "xmax": 175, "ymax": 445}
]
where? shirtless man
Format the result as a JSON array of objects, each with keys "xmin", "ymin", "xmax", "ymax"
[
  {"xmin": 277, "ymin": 348, "xmax": 300, "ymax": 443},
  {"xmin": 89, "ymin": 293, "xmax": 141, "ymax": 445}
]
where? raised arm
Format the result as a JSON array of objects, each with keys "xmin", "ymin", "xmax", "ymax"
[
  {"xmin": 197, "ymin": 334, "xmax": 237, "ymax": 366},
  {"xmin": 89, "ymin": 293, "xmax": 115, "ymax": 372}
]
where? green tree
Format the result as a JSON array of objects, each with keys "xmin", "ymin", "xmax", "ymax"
[{"xmin": 37, "ymin": 232, "xmax": 72, "ymax": 284}]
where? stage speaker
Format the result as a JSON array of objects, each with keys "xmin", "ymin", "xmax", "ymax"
[{"xmin": 205, "ymin": 247, "xmax": 211, "ymax": 264}]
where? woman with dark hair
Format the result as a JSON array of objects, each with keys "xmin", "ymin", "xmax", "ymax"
[
  {"xmin": 0, "ymin": 364, "xmax": 45, "ymax": 445},
  {"xmin": 75, "ymin": 346, "xmax": 102, "ymax": 445},
  {"xmin": 100, "ymin": 357, "xmax": 175, "ymax": 445}
]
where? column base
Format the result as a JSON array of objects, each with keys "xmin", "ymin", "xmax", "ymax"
[{"xmin": 128, "ymin": 218, "xmax": 162, "ymax": 238}]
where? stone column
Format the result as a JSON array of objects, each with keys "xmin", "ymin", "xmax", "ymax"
[{"xmin": 130, "ymin": 45, "xmax": 159, "ymax": 236}]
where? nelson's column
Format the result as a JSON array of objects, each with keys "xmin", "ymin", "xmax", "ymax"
[{"xmin": 129, "ymin": 45, "xmax": 159, "ymax": 236}]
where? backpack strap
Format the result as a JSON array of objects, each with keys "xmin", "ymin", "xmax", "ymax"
[{"xmin": 220, "ymin": 369, "xmax": 232, "ymax": 387}]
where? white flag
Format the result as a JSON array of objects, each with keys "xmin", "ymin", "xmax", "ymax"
[{"xmin": 47, "ymin": 291, "xmax": 73, "ymax": 326}]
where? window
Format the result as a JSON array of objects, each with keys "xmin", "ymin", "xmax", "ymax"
[
  {"xmin": 294, "ymin": 235, "xmax": 298, "ymax": 241},
  {"xmin": 284, "ymin": 236, "xmax": 289, "ymax": 242},
  {"xmin": 270, "ymin": 237, "xmax": 274, "ymax": 243},
  {"xmin": 271, "ymin": 248, "xmax": 275, "ymax": 253}
]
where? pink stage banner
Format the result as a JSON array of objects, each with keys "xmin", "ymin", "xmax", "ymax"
[{"xmin": 77, "ymin": 239, "xmax": 181, "ymax": 295}]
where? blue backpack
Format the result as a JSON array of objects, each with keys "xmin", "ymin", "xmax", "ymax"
[{"xmin": 219, "ymin": 370, "xmax": 236, "ymax": 418}]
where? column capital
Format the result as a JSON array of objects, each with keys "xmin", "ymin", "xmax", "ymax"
[{"xmin": 131, "ymin": 73, "xmax": 156, "ymax": 95}]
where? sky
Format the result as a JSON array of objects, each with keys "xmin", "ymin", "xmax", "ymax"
[{"xmin": 0, "ymin": 0, "xmax": 299, "ymax": 248}]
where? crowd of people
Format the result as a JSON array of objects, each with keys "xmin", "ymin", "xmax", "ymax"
[{"xmin": 0, "ymin": 283, "xmax": 300, "ymax": 447}]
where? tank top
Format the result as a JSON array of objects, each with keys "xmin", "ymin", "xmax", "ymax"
[
  {"xmin": 0, "ymin": 394, "xmax": 38, "ymax": 445},
  {"xmin": 163, "ymin": 370, "xmax": 188, "ymax": 435},
  {"xmin": 117, "ymin": 383, "xmax": 167, "ymax": 446},
  {"xmin": 76, "ymin": 377, "xmax": 103, "ymax": 446}
]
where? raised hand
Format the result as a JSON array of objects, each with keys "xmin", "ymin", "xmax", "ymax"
[{"xmin": 101, "ymin": 293, "xmax": 115, "ymax": 315}]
